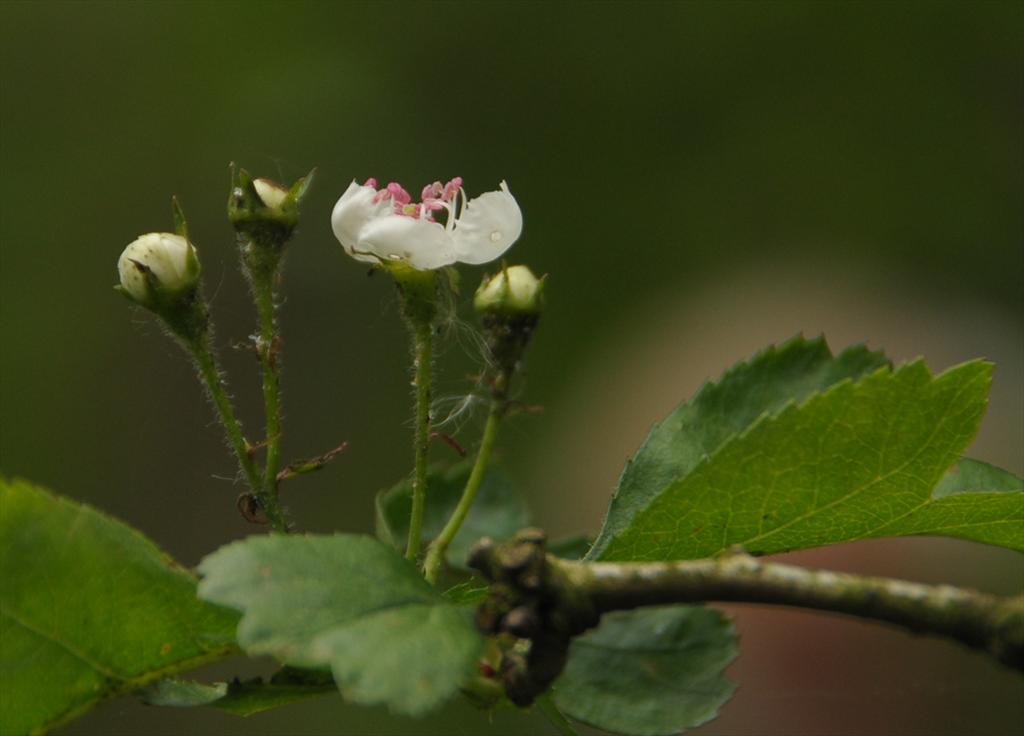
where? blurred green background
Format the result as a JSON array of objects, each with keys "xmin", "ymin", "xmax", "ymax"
[{"xmin": 1, "ymin": 1, "xmax": 1021, "ymax": 734}]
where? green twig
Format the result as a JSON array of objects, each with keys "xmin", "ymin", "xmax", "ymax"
[
  {"xmin": 471, "ymin": 531, "xmax": 1024, "ymax": 707},
  {"xmin": 405, "ymin": 320, "xmax": 434, "ymax": 562},
  {"xmin": 535, "ymin": 692, "xmax": 580, "ymax": 736},
  {"xmin": 424, "ymin": 400, "xmax": 504, "ymax": 583},
  {"xmin": 560, "ymin": 552, "xmax": 1024, "ymax": 667}
]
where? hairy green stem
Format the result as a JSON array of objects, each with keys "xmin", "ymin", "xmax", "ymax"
[
  {"xmin": 405, "ymin": 321, "xmax": 434, "ymax": 562},
  {"xmin": 424, "ymin": 401, "xmax": 504, "ymax": 582},
  {"xmin": 188, "ymin": 337, "xmax": 264, "ymax": 503},
  {"xmin": 252, "ymin": 276, "xmax": 284, "ymax": 522},
  {"xmin": 535, "ymin": 692, "xmax": 580, "ymax": 736},
  {"xmin": 556, "ymin": 552, "xmax": 1024, "ymax": 669}
]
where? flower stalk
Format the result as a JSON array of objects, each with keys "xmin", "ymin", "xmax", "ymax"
[
  {"xmin": 251, "ymin": 268, "xmax": 286, "ymax": 528},
  {"xmin": 423, "ymin": 265, "xmax": 544, "ymax": 581},
  {"xmin": 406, "ymin": 318, "xmax": 434, "ymax": 562},
  {"xmin": 391, "ymin": 265, "xmax": 442, "ymax": 562},
  {"xmin": 227, "ymin": 165, "xmax": 313, "ymax": 533},
  {"xmin": 423, "ymin": 398, "xmax": 505, "ymax": 582},
  {"xmin": 187, "ymin": 334, "xmax": 280, "ymax": 528}
]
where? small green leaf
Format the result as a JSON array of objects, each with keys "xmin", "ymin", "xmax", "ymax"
[
  {"xmin": 588, "ymin": 336, "xmax": 889, "ymax": 559},
  {"xmin": 142, "ymin": 668, "xmax": 335, "ymax": 716},
  {"xmin": 442, "ymin": 582, "xmax": 489, "ymax": 606},
  {"xmin": 143, "ymin": 679, "xmax": 228, "ymax": 707},
  {"xmin": 554, "ymin": 606, "xmax": 738, "ymax": 736},
  {"xmin": 547, "ymin": 534, "xmax": 593, "ymax": 560},
  {"xmin": 0, "ymin": 478, "xmax": 239, "ymax": 736},
  {"xmin": 934, "ymin": 458, "xmax": 1023, "ymax": 497},
  {"xmin": 171, "ymin": 195, "xmax": 189, "ymax": 239},
  {"xmin": 197, "ymin": 534, "xmax": 483, "ymax": 716},
  {"xmin": 877, "ymin": 458, "xmax": 1024, "ymax": 550},
  {"xmin": 376, "ymin": 462, "xmax": 530, "ymax": 568},
  {"xmin": 597, "ymin": 358, "xmax": 1016, "ymax": 561}
]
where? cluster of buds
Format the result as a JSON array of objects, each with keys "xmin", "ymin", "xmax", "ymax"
[
  {"xmin": 469, "ymin": 529, "xmax": 598, "ymax": 707},
  {"xmin": 116, "ymin": 169, "xmax": 314, "ymax": 341}
]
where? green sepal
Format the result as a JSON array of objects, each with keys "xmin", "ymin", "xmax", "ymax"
[
  {"xmin": 122, "ymin": 257, "xmax": 207, "ymax": 342},
  {"xmin": 288, "ymin": 167, "xmax": 316, "ymax": 206},
  {"xmin": 171, "ymin": 195, "xmax": 189, "ymax": 239}
]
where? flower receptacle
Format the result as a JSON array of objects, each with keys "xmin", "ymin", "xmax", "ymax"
[
  {"xmin": 228, "ymin": 163, "xmax": 314, "ymax": 249},
  {"xmin": 389, "ymin": 261, "xmax": 441, "ymax": 327}
]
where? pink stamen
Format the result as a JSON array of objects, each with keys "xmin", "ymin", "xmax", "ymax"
[
  {"xmin": 371, "ymin": 181, "xmax": 412, "ymax": 205},
  {"xmin": 387, "ymin": 182, "xmax": 411, "ymax": 205},
  {"xmin": 442, "ymin": 177, "xmax": 463, "ymax": 201},
  {"xmin": 369, "ymin": 176, "xmax": 464, "ymax": 222},
  {"xmin": 422, "ymin": 182, "xmax": 444, "ymax": 201}
]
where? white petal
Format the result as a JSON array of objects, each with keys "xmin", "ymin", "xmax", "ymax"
[
  {"xmin": 254, "ymin": 178, "xmax": 288, "ymax": 211},
  {"xmin": 450, "ymin": 181, "xmax": 523, "ymax": 265},
  {"xmin": 358, "ymin": 215, "xmax": 456, "ymax": 270},
  {"xmin": 331, "ymin": 181, "xmax": 388, "ymax": 261}
]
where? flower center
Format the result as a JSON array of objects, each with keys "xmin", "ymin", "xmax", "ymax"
[{"xmin": 365, "ymin": 176, "xmax": 464, "ymax": 223}]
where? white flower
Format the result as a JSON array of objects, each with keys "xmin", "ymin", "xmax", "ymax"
[
  {"xmin": 331, "ymin": 177, "xmax": 522, "ymax": 270},
  {"xmin": 474, "ymin": 264, "xmax": 544, "ymax": 313},
  {"xmin": 117, "ymin": 232, "xmax": 199, "ymax": 303}
]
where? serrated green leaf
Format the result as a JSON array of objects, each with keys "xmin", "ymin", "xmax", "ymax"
[
  {"xmin": 142, "ymin": 668, "xmax": 335, "ymax": 716},
  {"xmin": 0, "ymin": 478, "xmax": 239, "ymax": 736},
  {"xmin": 197, "ymin": 534, "xmax": 483, "ymax": 716},
  {"xmin": 554, "ymin": 606, "xmax": 737, "ymax": 736},
  {"xmin": 376, "ymin": 462, "xmax": 530, "ymax": 568},
  {"xmin": 597, "ymin": 358, "xmax": 1017, "ymax": 561},
  {"xmin": 588, "ymin": 336, "xmax": 889, "ymax": 559}
]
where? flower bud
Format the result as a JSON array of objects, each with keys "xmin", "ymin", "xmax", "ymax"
[
  {"xmin": 474, "ymin": 265, "xmax": 544, "ymax": 385},
  {"xmin": 474, "ymin": 265, "xmax": 544, "ymax": 315},
  {"xmin": 116, "ymin": 232, "xmax": 200, "ymax": 306}
]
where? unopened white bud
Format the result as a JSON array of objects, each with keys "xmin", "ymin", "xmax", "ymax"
[
  {"xmin": 253, "ymin": 178, "xmax": 289, "ymax": 213},
  {"xmin": 474, "ymin": 265, "xmax": 544, "ymax": 314},
  {"xmin": 117, "ymin": 232, "xmax": 199, "ymax": 304}
]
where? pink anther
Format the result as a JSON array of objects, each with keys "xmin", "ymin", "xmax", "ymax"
[
  {"xmin": 386, "ymin": 182, "xmax": 412, "ymax": 205},
  {"xmin": 422, "ymin": 182, "xmax": 444, "ymax": 201},
  {"xmin": 442, "ymin": 177, "xmax": 463, "ymax": 201}
]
